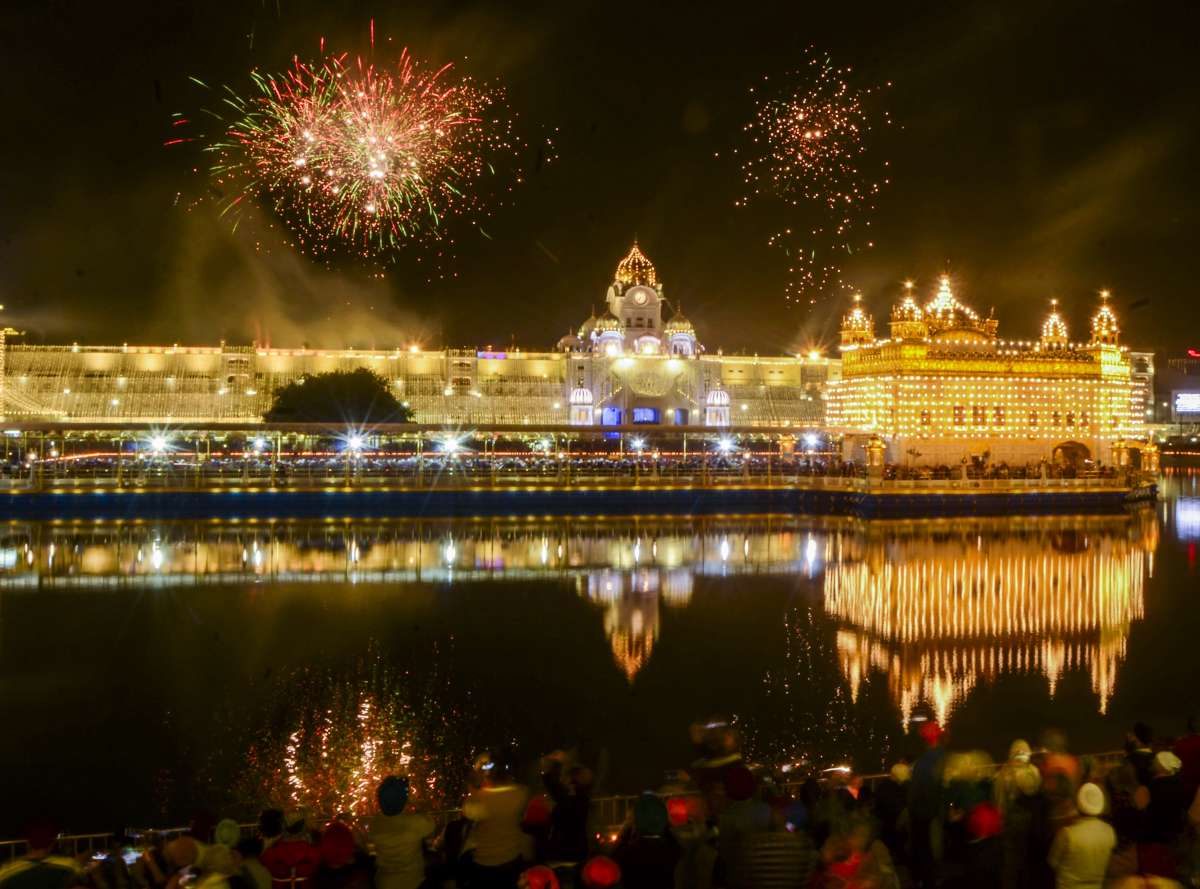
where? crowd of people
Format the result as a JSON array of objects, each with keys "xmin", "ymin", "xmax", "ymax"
[{"xmin": 4, "ymin": 718, "xmax": 1200, "ymax": 889}]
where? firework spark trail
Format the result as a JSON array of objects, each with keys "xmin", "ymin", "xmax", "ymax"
[
  {"xmin": 235, "ymin": 643, "xmax": 472, "ymax": 819},
  {"xmin": 174, "ymin": 40, "xmax": 542, "ymax": 269},
  {"xmin": 736, "ymin": 53, "xmax": 892, "ymax": 306}
]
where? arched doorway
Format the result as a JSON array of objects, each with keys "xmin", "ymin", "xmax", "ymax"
[{"xmin": 1052, "ymin": 441, "xmax": 1091, "ymax": 469}]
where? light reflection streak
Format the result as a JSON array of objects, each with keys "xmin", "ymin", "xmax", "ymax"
[{"xmin": 823, "ymin": 512, "xmax": 1158, "ymax": 725}]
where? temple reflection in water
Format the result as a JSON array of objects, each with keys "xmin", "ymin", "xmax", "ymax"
[
  {"xmin": 0, "ymin": 511, "xmax": 1158, "ymax": 715},
  {"xmin": 825, "ymin": 513, "xmax": 1158, "ymax": 726},
  {"xmin": 0, "ymin": 518, "xmax": 823, "ymax": 683}
]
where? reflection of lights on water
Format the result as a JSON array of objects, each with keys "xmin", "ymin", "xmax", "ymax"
[
  {"xmin": 633, "ymin": 539, "xmax": 641, "ymax": 564},
  {"xmin": 743, "ymin": 537, "xmax": 750, "ymax": 559},
  {"xmin": 1177, "ymin": 498, "xmax": 1200, "ymax": 541},
  {"xmin": 720, "ymin": 537, "xmax": 731, "ymax": 562},
  {"xmin": 805, "ymin": 534, "xmax": 818, "ymax": 573},
  {"xmin": 443, "ymin": 538, "xmax": 456, "ymax": 565},
  {"xmin": 540, "ymin": 539, "xmax": 549, "ymax": 566},
  {"xmin": 150, "ymin": 541, "xmax": 164, "ymax": 571},
  {"xmin": 825, "ymin": 519, "xmax": 1156, "ymax": 726},
  {"xmin": 48, "ymin": 543, "xmax": 55, "ymax": 568}
]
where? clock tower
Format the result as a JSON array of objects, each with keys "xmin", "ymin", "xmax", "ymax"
[{"xmin": 606, "ymin": 241, "xmax": 665, "ymax": 353}]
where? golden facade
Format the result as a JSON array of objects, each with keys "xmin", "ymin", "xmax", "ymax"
[{"xmin": 828, "ymin": 278, "xmax": 1144, "ymax": 465}]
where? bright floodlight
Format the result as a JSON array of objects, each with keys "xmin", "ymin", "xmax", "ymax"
[
  {"xmin": 149, "ymin": 434, "xmax": 169, "ymax": 454},
  {"xmin": 630, "ymin": 436, "xmax": 646, "ymax": 452},
  {"xmin": 803, "ymin": 433, "xmax": 820, "ymax": 449},
  {"xmin": 439, "ymin": 436, "xmax": 462, "ymax": 454},
  {"xmin": 347, "ymin": 433, "xmax": 366, "ymax": 452},
  {"xmin": 252, "ymin": 437, "xmax": 268, "ymax": 453},
  {"xmin": 716, "ymin": 436, "xmax": 735, "ymax": 454}
]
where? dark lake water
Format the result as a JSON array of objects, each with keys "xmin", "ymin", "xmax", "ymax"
[{"xmin": 2, "ymin": 467, "xmax": 1198, "ymax": 836}]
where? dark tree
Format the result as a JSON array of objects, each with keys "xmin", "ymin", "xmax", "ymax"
[{"xmin": 263, "ymin": 369, "xmax": 414, "ymax": 424}]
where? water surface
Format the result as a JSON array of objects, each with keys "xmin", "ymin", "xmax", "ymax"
[{"xmin": 2, "ymin": 469, "xmax": 1197, "ymax": 835}]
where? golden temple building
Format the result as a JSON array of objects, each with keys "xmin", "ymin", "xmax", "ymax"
[{"xmin": 827, "ymin": 277, "xmax": 1147, "ymax": 467}]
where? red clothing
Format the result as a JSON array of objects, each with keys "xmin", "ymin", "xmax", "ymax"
[
  {"xmin": 261, "ymin": 838, "xmax": 322, "ymax": 889},
  {"xmin": 1174, "ymin": 733, "xmax": 1200, "ymax": 797}
]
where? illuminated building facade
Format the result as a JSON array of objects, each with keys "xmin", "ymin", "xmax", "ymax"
[
  {"xmin": 0, "ymin": 244, "xmax": 831, "ymax": 429},
  {"xmin": 824, "ymin": 513, "xmax": 1157, "ymax": 726},
  {"xmin": 827, "ymin": 277, "xmax": 1146, "ymax": 466}
]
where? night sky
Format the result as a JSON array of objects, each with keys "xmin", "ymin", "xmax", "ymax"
[{"xmin": 2, "ymin": 1, "xmax": 1197, "ymax": 355}]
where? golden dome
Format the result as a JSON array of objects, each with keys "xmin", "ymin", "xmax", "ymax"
[
  {"xmin": 615, "ymin": 241, "xmax": 658, "ymax": 287},
  {"xmin": 842, "ymin": 294, "xmax": 873, "ymax": 331},
  {"xmin": 891, "ymin": 293, "xmax": 923, "ymax": 321},
  {"xmin": 665, "ymin": 304, "xmax": 694, "ymax": 334},
  {"xmin": 1041, "ymin": 298, "xmax": 1069, "ymax": 344},
  {"xmin": 593, "ymin": 312, "xmax": 624, "ymax": 333},
  {"xmin": 1090, "ymin": 290, "xmax": 1119, "ymax": 344},
  {"xmin": 924, "ymin": 275, "xmax": 979, "ymax": 326}
]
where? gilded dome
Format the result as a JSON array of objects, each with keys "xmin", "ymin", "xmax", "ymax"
[
  {"xmin": 842, "ymin": 294, "xmax": 873, "ymax": 331},
  {"xmin": 593, "ymin": 312, "xmax": 624, "ymax": 334},
  {"xmin": 924, "ymin": 275, "xmax": 979, "ymax": 328},
  {"xmin": 1041, "ymin": 299, "xmax": 1069, "ymax": 344},
  {"xmin": 615, "ymin": 242, "xmax": 658, "ymax": 287},
  {"xmin": 569, "ymin": 387, "xmax": 594, "ymax": 406},
  {"xmin": 665, "ymin": 304, "xmax": 694, "ymax": 334},
  {"xmin": 891, "ymin": 293, "xmax": 923, "ymax": 321},
  {"xmin": 1090, "ymin": 291, "xmax": 1119, "ymax": 344}
]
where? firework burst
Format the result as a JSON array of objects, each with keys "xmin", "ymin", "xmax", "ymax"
[
  {"xmin": 735, "ymin": 53, "xmax": 892, "ymax": 305},
  {"xmin": 173, "ymin": 43, "xmax": 541, "ymax": 267}
]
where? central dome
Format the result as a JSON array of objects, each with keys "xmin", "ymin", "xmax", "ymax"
[{"xmin": 615, "ymin": 242, "xmax": 658, "ymax": 287}]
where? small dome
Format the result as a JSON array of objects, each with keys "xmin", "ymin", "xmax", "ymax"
[
  {"xmin": 842, "ymin": 294, "xmax": 873, "ymax": 332},
  {"xmin": 577, "ymin": 311, "xmax": 599, "ymax": 339},
  {"xmin": 891, "ymin": 293, "xmax": 923, "ymax": 321},
  {"xmin": 557, "ymin": 332, "xmax": 583, "ymax": 352},
  {"xmin": 569, "ymin": 387, "xmax": 594, "ymax": 406},
  {"xmin": 615, "ymin": 242, "xmax": 658, "ymax": 287},
  {"xmin": 665, "ymin": 304, "xmax": 694, "ymax": 334},
  {"xmin": 924, "ymin": 274, "xmax": 979, "ymax": 323},
  {"xmin": 1041, "ymin": 299, "xmax": 1069, "ymax": 344},
  {"xmin": 706, "ymin": 386, "xmax": 730, "ymax": 406},
  {"xmin": 593, "ymin": 312, "xmax": 624, "ymax": 334},
  {"xmin": 1090, "ymin": 291, "xmax": 1119, "ymax": 344}
]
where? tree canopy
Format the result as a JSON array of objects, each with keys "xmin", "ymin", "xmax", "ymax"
[{"xmin": 263, "ymin": 369, "xmax": 414, "ymax": 424}]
